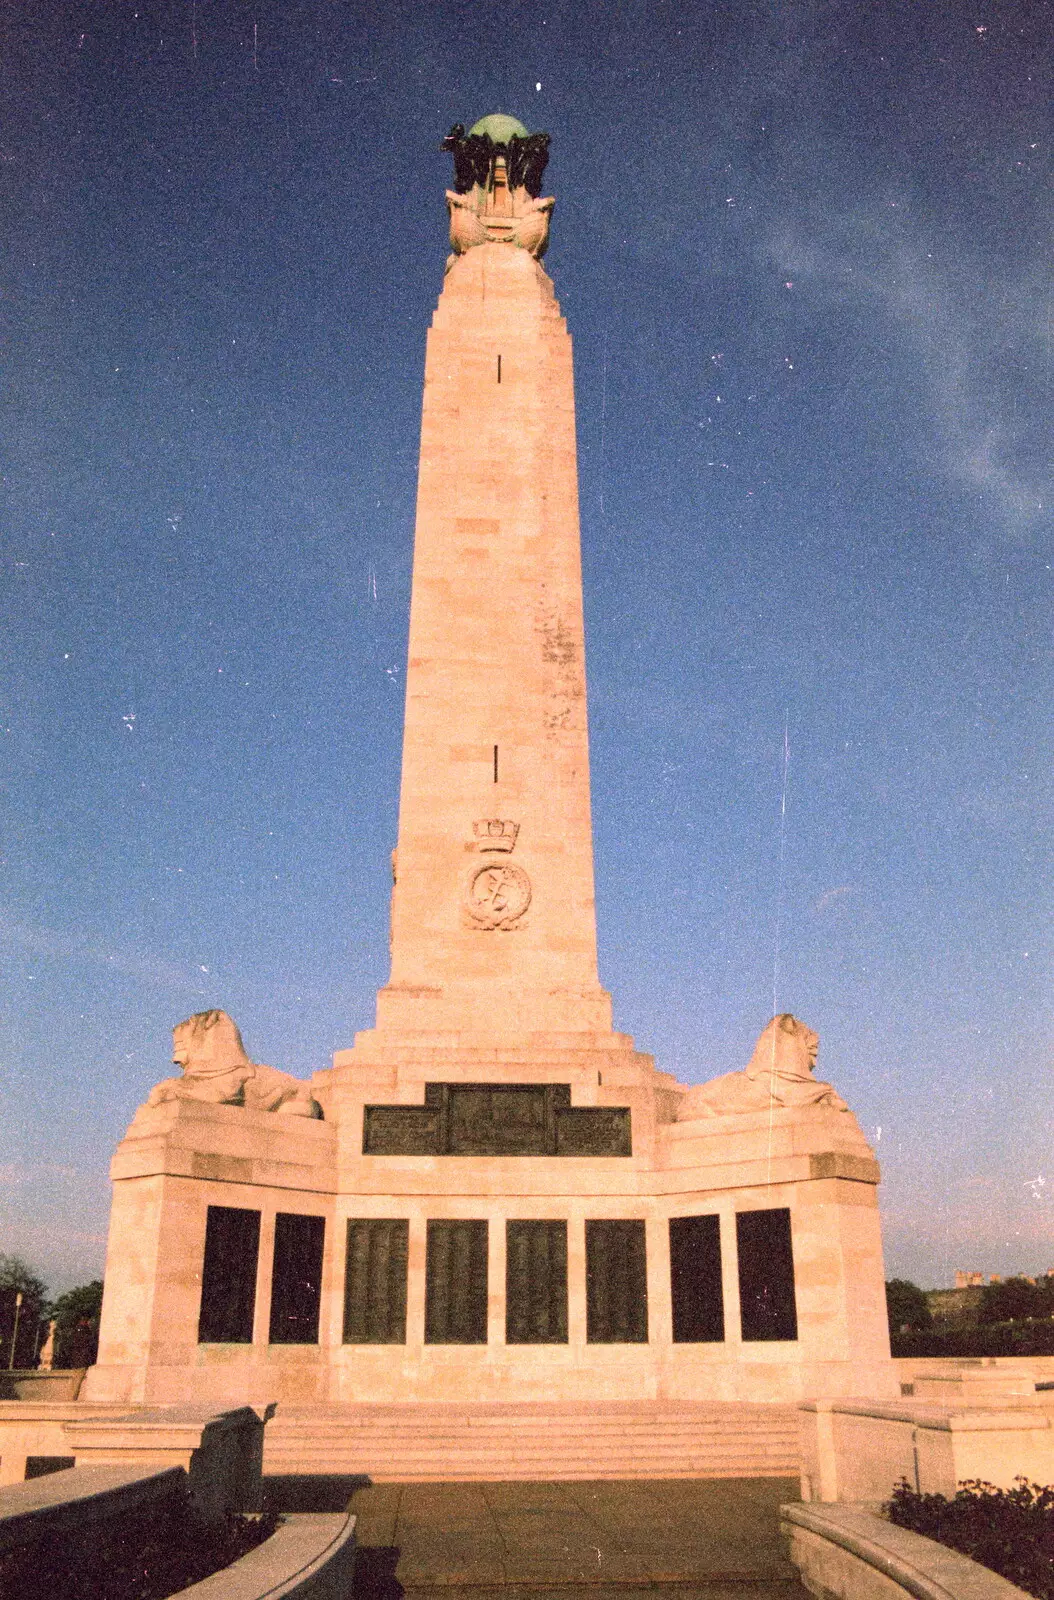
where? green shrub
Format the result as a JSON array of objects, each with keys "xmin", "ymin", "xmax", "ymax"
[
  {"xmin": 980, "ymin": 1277, "xmax": 1054, "ymax": 1326},
  {"xmin": 51, "ymin": 1280, "xmax": 104, "ymax": 1368},
  {"xmin": 886, "ymin": 1477, "xmax": 1054, "ymax": 1600},
  {"xmin": 886, "ymin": 1279, "xmax": 932, "ymax": 1334},
  {"xmin": 891, "ymin": 1318, "xmax": 1054, "ymax": 1358}
]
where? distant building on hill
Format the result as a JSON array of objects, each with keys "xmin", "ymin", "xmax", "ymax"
[{"xmin": 927, "ymin": 1268, "xmax": 1054, "ymax": 1328}]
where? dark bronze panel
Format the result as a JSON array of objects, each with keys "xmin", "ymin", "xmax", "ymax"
[
  {"xmin": 425, "ymin": 1219, "xmax": 488, "ymax": 1343},
  {"xmin": 670, "ymin": 1214, "xmax": 724, "ymax": 1343},
  {"xmin": 448, "ymin": 1086, "xmax": 550, "ymax": 1155},
  {"xmin": 363, "ymin": 1105, "xmax": 440, "ymax": 1155},
  {"xmin": 506, "ymin": 1220, "xmax": 568, "ymax": 1344},
  {"xmin": 198, "ymin": 1205, "xmax": 260, "ymax": 1344},
  {"xmin": 363, "ymin": 1083, "xmax": 630, "ymax": 1157},
  {"xmin": 343, "ymin": 1219, "xmax": 409, "ymax": 1344},
  {"xmin": 736, "ymin": 1207, "xmax": 798, "ymax": 1342},
  {"xmin": 555, "ymin": 1107, "xmax": 632, "ymax": 1157},
  {"xmin": 269, "ymin": 1212, "xmax": 325, "ymax": 1345},
  {"xmin": 585, "ymin": 1219, "xmax": 648, "ymax": 1343}
]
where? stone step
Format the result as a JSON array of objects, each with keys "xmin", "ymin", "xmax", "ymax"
[{"xmin": 263, "ymin": 1401, "xmax": 799, "ymax": 1480}]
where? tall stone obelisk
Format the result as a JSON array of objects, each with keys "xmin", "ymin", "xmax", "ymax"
[{"xmin": 375, "ymin": 115, "xmax": 613, "ymax": 1040}]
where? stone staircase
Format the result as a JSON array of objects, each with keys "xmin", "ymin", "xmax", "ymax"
[{"xmin": 263, "ymin": 1400, "xmax": 800, "ymax": 1481}]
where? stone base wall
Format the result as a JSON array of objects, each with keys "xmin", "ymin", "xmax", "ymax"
[{"xmin": 84, "ymin": 1064, "xmax": 896, "ymax": 1409}]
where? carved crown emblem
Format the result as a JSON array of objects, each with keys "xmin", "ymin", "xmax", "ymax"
[{"xmin": 472, "ymin": 818, "xmax": 519, "ymax": 853}]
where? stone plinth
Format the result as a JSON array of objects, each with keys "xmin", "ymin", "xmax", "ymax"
[{"xmin": 83, "ymin": 1101, "xmax": 335, "ymax": 1406}]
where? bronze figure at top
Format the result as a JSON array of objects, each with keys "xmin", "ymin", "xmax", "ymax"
[
  {"xmin": 438, "ymin": 113, "xmax": 555, "ymax": 264},
  {"xmin": 441, "ymin": 122, "xmax": 551, "ymax": 197}
]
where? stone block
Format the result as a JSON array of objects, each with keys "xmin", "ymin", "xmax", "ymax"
[
  {"xmin": 64, "ymin": 1404, "xmax": 272, "ymax": 1519},
  {"xmin": 799, "ymin": 1397, "xmax": 1054, "ymax": 1502}
]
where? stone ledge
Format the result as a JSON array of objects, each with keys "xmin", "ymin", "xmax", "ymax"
[
  {"xmin": 801, "ymin": 1398, "xmax": 1054, "ymax": 1431},
  {"xmin": 0, "ymin": 1370, "xmax": 87, "ymax": 1402},
  {"xmin": 0, "ymin": 1467, "xmax": 355, "ymax": 1600},
  {"xmin": 0, "ymin": 1463, "xmax": 184, "ymax": 1554},
  {"xmin": 781, "ymin": 1501, "xmax": 1033, "ymax": 1600},
  {"xmin": 65, "ymin": 1403, "xmax": 270, "ymax": 1519},
  {"xmin": 173, "ymin": 1512, "xmax": 356, "ymax": 1600}
]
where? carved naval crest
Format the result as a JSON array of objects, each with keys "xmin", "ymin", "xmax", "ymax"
[{"xmin": 466, "ymin": 861, "xmax": 531, "ymax": 928}]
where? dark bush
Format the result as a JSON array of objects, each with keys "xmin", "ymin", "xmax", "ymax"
[
  {"xmin": 891, "ymin": 1318, "xmax": 1054, "ymax": 1359},
  {"xmin": 980, "ymin": 1277, "xmax": 1054, "ymax": 1326},
  {"xmin": 0, "ymin": 1484, "xmax": 278, "ymax": 1600},
  {"xmin": 886, "ymin": 1279, "xmax": 932, "ymax": 1334},
  {"xmin": 51, "ymin": 1280, "xmax": 104, "ymax": 1368},
  {"xmin": 886, "ymin": 1477, "xmax": 1054, "ymax": 1600}
]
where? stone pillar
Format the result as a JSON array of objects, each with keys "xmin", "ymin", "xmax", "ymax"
[
  {"xmin": 566, "ymin": 1214, "xmax": 588, "ymax": 1347},
  {"xmin": 488, "ymin": 1215, "xmax": 506, "ymax": 1346},
  {"xmin": 645, "ymin": 1216, "xmax": 673, "ymax": 1349},
  {"xmin": 377, "ymin": 238, "xmax": 613, "ymax": 1040},
  {"xmin": 719, "ymin": 1207, "xmax": 743, "ymax": 1346},
  {"xmin": 406, "ymin": 1214, "xmax": 428, "ymax": 1351}
]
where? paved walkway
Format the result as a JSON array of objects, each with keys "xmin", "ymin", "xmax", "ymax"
[{"xmin": 339, "ymin": 1477, "xmax": 809, "ymax": 1599}]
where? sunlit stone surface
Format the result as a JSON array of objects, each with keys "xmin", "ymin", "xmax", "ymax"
[{"xmin": 83, "ymin": 119, "xmax": 896, "ymax": 1413}]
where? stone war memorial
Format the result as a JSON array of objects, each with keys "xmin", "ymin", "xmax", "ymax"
[{"xmin": 81, "ymin": 116, "xmax": 897, "ymax": 1443}]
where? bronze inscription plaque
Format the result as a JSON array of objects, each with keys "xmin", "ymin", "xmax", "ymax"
[{"xmin": 362, "ymin": 1083, "xmax": 631, "ymax": 1157}]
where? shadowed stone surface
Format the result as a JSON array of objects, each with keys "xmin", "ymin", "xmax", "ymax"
[{"xmin": 344, "ymin": 1477, "xmax": 810, "ymax": 1598}]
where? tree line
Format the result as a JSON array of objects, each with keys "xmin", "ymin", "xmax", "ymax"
[
  {"xmin": 0, "ymin": 1255, "xmax": 102, "ymax": 1370},
  {"xmin": 887, "ymin": 1275, "xmax": 1054, "ymax": 1357}
]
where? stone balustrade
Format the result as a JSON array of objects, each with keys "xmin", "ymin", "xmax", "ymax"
[{"xmin": 782, "ymin": 1501, "xmax": 1033, "ymax": 1600}]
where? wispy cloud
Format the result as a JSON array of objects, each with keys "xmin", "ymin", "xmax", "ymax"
[
  {"xmin": 813, "ymin": 885, "xmax": 854, "ymax": 914},
  {"xmin": 0, "ymin": 908, "xmax": 207, "ymax": 990},
  {"xmin": 764, "ymin": 211, "xmax": 1050, "ymax": 544},
  {"xmin": 0, "ymin": 1162, "xmax": 102, "ymax": 1186}
]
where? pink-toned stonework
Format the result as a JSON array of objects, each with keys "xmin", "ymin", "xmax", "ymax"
[{"xmin": 83, "ymin": 121, "xmax": 896, "ymax": 1414}]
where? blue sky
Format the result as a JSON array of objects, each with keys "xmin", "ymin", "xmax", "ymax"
[{"xmin": 1, "ymin": 0, "xmax": 1050, "ymax": 1294}]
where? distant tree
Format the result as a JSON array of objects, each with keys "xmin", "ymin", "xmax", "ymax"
[
  {"xmin": 886, "ymin": 1279, "xmax": 932, "ymax": 1334},
  {"xmin": 51, "ymin": 1280, "xmax": 104, "ymax": 1368},
  {"xmin": 979, "ymin": 1276, "xmax": 1045, "ymax": 1325},
  {"xmin": 0, "ymin": 1254, "xmax": 49, "ymax": 1368},
  {"xmin": 1039, "ymin": 1275, "xmax": 1054, "ymax": 1318}
]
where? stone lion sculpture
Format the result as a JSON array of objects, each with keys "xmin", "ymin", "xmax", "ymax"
[
  {"xmin": 146, "ymin": 1009, "xmax": 322, "ymax": 1118},
  {"xmin": 676, "ymin": 1014, "xmax": 848, "ymax": 1119}
]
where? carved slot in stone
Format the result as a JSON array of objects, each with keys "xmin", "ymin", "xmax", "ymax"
[
  {"xmin": 198, "ymin": 1205, "xmax": 260, "ymax": 1345},
  {"xmin": 736, "ymin": 1207, "xmax": 798, "ymax": 1342},
  {"xmin": 269, "ymin": 1212, "xmax": 325, "ymax": 1345},
  {"xmin": 363, "ymin": 1084, "xmax": 631, "ymax": 1157},
  {"xmin": 343, "ymin": 1219, "xmax": 409, "ymax": 1345},
  {"xmin": 425, "ymin": 1219, "xmax": 488, "ymax": 1344},
  {"xmin": 669, "ymin": 1214, "xmax": 725, "ymax": 1343},
  {"xmin": 506, "ymin": 1220, "xmax": 568, "ymax": 1344},
  {"xmin": 585, "ymin": 1219, "xmax": 649, "ymax": 1344}
]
